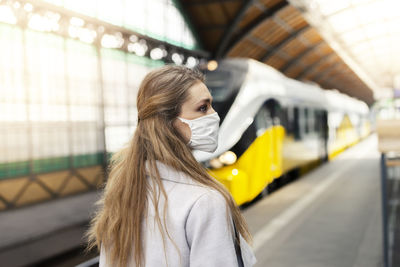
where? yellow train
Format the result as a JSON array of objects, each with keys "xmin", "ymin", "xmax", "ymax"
[{"xmin": 194, "ymin": 58, "xmax": 370, "ymax": 205}]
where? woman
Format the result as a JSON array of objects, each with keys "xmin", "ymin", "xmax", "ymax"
[{"xmin": 86, "ymin": 65, "xmax": 256, "ymax": 267}]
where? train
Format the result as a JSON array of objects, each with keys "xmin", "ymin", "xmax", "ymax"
[{"xmin": 194, "ymin": 58, "xmax": 371, "ymax": 205}]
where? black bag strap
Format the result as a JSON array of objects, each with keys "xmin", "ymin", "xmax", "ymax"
[{"xmin": 233, "ymin": 221, "xmax": 244, "ymax": 267}]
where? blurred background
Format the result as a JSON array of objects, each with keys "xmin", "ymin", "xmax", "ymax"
[
  {"xmin": 0, "ymin": 0, "xmax": 202, "ymax": 209},
  {"xmin": 1, "ymin": 0, "xmax": 400, "ymax": 266}
]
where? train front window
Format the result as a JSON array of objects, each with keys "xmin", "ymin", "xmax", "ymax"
[
  {"xmin": 205, "ymin": 70, "xmax": 231, "ymax": 102},
  {"xmin": 204, "ymin": 70, "xmax": 236, "ymax": 122}
]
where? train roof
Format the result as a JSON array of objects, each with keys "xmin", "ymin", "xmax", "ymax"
[{"xmin": 226, "ymin": 58, "xmax": 369, "ymax": 115}]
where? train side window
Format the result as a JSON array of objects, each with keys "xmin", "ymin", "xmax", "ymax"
[
  {"xmin": 294, "ymin": 107, "xmax": 300, "ymax": 140},
  {"xmin": 304, "ymin": 108, "xmax": 309, "ymax": 134},
  {"xmin": 308, "ymin": 108, "xmax": 315, "ymax": 134},
  {"xmin": 314, "ymin": 109, "xmax": 324, "ymax": 133},
  {"xmin": 255, "ymin": 106, "xmax": 272, "ymax": 136},
  {"xmin": 280, "ymin": 106, "xmax": 289, "ymax": 134},
  {"xmin": 284, "ymin": 106, "xmax": 295, "ymax": 135},
  {"xmin": 314, "ymin": 110, "xmax": 319, "ymax": 133},
  {"xmin": 265, "ymin": 99, "xmax": 281, "ymax": 126},
  {"xmin": 281, "ymin": 107, "xmax": 292, "ymax": 134},
  {"xmin": 273, "ymin": 104, "xmax": 281, "ymax": 126}
]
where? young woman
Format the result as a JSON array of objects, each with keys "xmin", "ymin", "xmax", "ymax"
[{"xmin": 86, "ymin": 65, "xmax": 256, "ymax": 267}]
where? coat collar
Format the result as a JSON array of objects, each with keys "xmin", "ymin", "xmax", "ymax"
[{"xmin": 146, "ymin": 160, "xmax": 202, "ymax": 186}]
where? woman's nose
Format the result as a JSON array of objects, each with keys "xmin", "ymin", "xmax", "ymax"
[{"xmin": 209, "ymin": 106, "xmax": 216, "ymax": 114}]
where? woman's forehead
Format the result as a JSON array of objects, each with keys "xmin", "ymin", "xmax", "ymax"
[{"xmin": 187, "ymin": 82, "xmax": 212, "ymax": 102}]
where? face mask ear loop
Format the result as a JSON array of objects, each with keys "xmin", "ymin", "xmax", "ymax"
[{"xmin": 177, "ymin": 117, "xmax": 192, "ymax": 146}]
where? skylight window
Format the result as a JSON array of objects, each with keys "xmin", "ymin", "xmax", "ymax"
[{"xmin": 290, "ymin": 0, "xmax": 400, "ymax": 98}]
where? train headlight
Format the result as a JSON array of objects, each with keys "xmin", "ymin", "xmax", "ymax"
[
  {"xmin": 208, "ymin": 151, "xmax": 237, "ymax": 169},
  {"xmin": 219, "ymin": 151, "xmax": 237, "ymax": 165},
  {"xmin": 210, "ymin": 158, "xmax": 223, "ymax": 169},
  {"xmin": 218, "ymin": 151, "xmax": 237, "ymax": 165}
]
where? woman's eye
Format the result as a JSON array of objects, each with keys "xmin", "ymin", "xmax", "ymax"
[{"xmin": 199, "ymin": 105, "xmax": 207, "ymax": 112}]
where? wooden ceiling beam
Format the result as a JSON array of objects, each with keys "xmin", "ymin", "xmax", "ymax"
[
  {"xmin": 281, "ymin": 41, "xmax": 324, "ymax": 72},
  {"xmin": 273, "ymin": 16, "xmax": 312, "ymax": 47},
  {"xmin": 214, "ymin": 0, "xmax": 256, "ymax": 58},
  {"xmin": 296, "ymin": 53, "xmax": 335, "ymax": 79},
  {"xmin": 312, "ymin": 62, "xmax": 342, "ymax": 83},
  {"xmin": 259, "ymin": 25, "xmax": 310, "ymax": 62},
  {"xmin": 247, "ymin": 36, "xmax": 291, "ymax": 61},
  {"xmin": 216, "ymin": 0, "xmax": 288, "ymax": 58}
]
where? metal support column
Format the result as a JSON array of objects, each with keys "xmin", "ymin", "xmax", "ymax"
[{"xmin": 381, "ymin": 153, "xmax": 389, "ymax": 267}]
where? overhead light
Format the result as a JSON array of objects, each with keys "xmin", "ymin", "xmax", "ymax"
[
  {"xmin": 138, "ymin": 39, "xmax": 147, "ymax": 46},
  {"xmin": 207, "ymin": 60, "xmax": 218, "ymax": 71},
  {"xmin": 70, "ymin": 17, "xmax": 84, "ymax": 27},
  {"xmin": 162, "ymin": 48, "xmax": 168, "ymax": 57},
  {"xmin": 68, "ymin": 25, "xmax": 78, "ymax": 38},
  {"xmin": 77, "ymin": 27, "xmax": 97, "ymax": 43},
  {"xmin": 172, "ymin": 53, "xmax": 183, "ymax": 65},
  {"xmin": 127, "ymin": 42, "xmax": 147, "ymax": 56},
  {"xmin": 129, "ymin": 35, "xmax": 138, "ymax": 43},
  {"xmin": 101, "ymin": 33, "xmax": 124, "ymax": 49},
  {"xmin": 150, "ymin": 47, "xmax": 163, "ymax": 60},
  {"xmin": 185, "ymin": 56, "xmax": 198, "ymax": 68},
  {"xmin": 28, "ymin": 13, "xmax": 59, "ymax": 32},
  {"xmin": 101, "ymin": 34, "xmax": 124, "ymax": 48},
  {"xmin": 48, "ymin": 12, "xmax": 60, "ymax": 22},
  {"xmin": 0, "ymin": 5, "xmax": 17, "ymax": 24},
  {"xmin": 23, "ymin": 3, "xmax": 33, "ymax": 12}
]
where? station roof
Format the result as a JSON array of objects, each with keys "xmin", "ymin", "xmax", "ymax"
[{"xmin": 178, "ymin": 0, "xmax": 375, "ymax": 105}]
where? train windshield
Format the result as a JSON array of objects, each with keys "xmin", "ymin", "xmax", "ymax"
[
  {"xmin": 204, "ymin": 70, "xmax": 237, "ymax": 122},
  {"xmin": 205, "ymin": 70, "xmax": 231, "ymax": 102}
]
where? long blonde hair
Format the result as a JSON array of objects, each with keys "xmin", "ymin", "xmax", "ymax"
[{"xmin": 86, "ymin": 65, "xmax": 252, "ymax": 267}]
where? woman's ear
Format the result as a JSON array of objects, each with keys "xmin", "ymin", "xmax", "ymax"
[{"xmin": 173, "ymin": 118, "xmax": 191, "ymax": 144}]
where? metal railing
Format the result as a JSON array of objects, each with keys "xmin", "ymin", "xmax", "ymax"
[
  {"xmin": 380, "ymin": 153, "xmax": 400, "ymax": 267},
  {"xmin": 378, "ymin": 119, "xmax": 400, "ymax": 267}
]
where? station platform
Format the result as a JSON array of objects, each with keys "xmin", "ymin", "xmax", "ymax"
[
  {"xmin": 244, "ymin": 134, "xmax": 382, "ymax": 267},
  {"xmin": 0, "ymin": 134, "xmax": 382, "ymax": 267}
]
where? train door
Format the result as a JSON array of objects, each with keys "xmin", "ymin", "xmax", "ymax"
[
  {"xmin": 253, "ymin": 101, "xmax": 274, "ymax": 180},
  {"xmin": 264, "ymin": 99, "xmax": 283, "ymax": 178}
]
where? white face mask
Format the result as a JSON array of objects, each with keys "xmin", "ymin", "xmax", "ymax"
[{"xmin": 178, "ymin": 112, "xmax": 220, "ymax": 153}]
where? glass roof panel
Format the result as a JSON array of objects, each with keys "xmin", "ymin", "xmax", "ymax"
[
  {"xmin": 352, "ymin": 42, "xmax": 371, "ymax": 55},
  {"xmin": 290, "ymin": 0, "xmax": 400, "ymax": 96},
  {"xmin": 387, "ymin": 19, "xmax": 400, "ymax": 34},
  {"xmin": 341, "ymin": 30, "xmax": 366, "ymax": 46},
  {"xmin": 317, "ymin": 0, "xmax": 351, "ymax": 16},
  {"xmin": 364, "ymin": 23, "xmax": 386, "ymax": 39},
  {"xmin": 326, "ymin": 9, "xmax": 359, "ymax": 32},
  {"xmin": 353, "ymin": 1, "xmax": 386, "ymax": 25}
]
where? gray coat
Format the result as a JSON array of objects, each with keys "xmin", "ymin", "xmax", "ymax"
[{"xmin": 99, "ymin": 160, "xmax": 256, "ymax": 267}]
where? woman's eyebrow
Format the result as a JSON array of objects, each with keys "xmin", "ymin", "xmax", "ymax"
[{"xmin": 196, "ymin": 97, "xmax": 212, "ymax": 105}]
